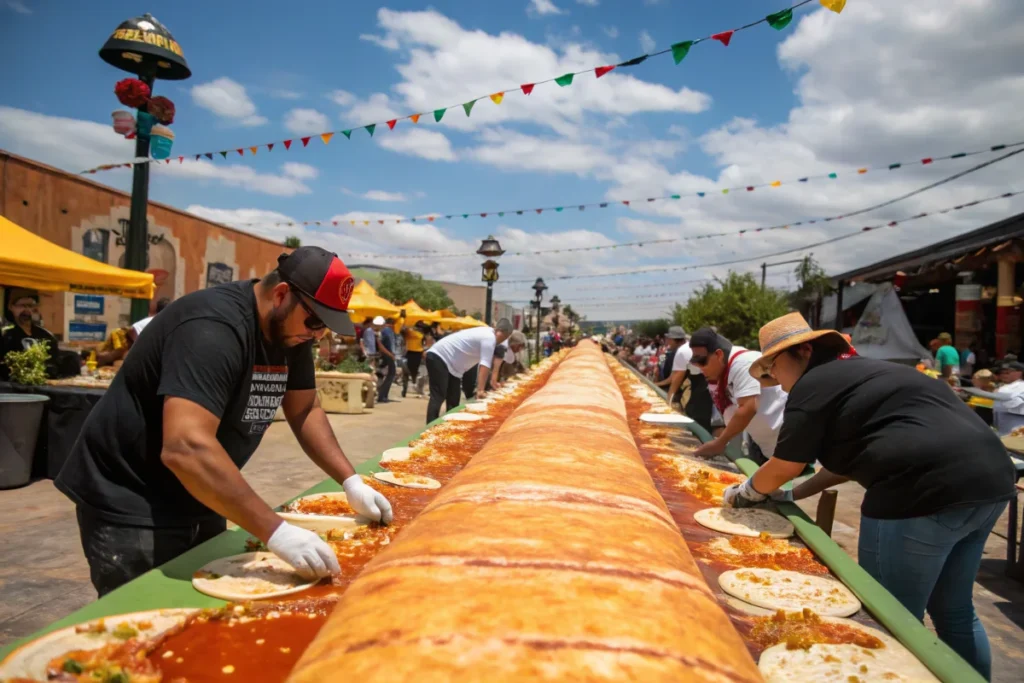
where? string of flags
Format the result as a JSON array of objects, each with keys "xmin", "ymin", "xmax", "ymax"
[
  {"xmin": 492, "ymin": 189, "xmax": 1024, "ymax": 284},
  {"xmin": 244, "ymin": 140, "xmax": 1020, "ymax": 254},
  {"xmin": 80, "ymin": 0, "xmax": 844, "ymax": 175}
]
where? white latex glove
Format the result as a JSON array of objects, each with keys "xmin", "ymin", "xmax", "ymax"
[
  {"xmin": 266, "ymin": 521, "xmax": 340, "ymax": 580},
  {"xmin": 343, "ymin": 474, "xmax": 394, "ymax": 525},
  {"xmin": 769, "ymin": 488, "xmax": 795, "ymax": 504},
  {"xmin": 722, "ymin": 479, "xmax": 768, "ymax": 509}
]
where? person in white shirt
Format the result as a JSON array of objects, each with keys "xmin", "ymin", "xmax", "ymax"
[
  {"xmin": 424, "ymin": 319, "xmax": 520, "ymax": 423},
  {"xmin": 993, "ymin": 361, "xmax": 1024, "ymax": 436},
  {"xmin": 489, "ymin": 333, "xmax": 526, "ymax": 391},
  {"xmin": 656, "ymin": 326, "xmax": 691, "ymax": 404},
  {"xmin": 129, "ymin": 298, "xmax": 171, "ymax": 340},
  {"xmin": 687, "ymin": 328, "xmax": 787, "ymax": 459}
]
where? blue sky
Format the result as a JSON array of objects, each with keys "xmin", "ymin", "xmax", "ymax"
[{"xmin": 3, "ymin": 0, "xmax": 1024, "ymax": 319}]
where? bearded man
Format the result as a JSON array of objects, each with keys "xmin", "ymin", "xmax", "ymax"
[{"xmin": 56, "ymin": 247, "xmax": 392, "ymax": 596}]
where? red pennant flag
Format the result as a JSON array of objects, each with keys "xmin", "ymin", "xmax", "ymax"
[
  {"xmin": 746, "ymin": 186, "xmax": 754, "ymax": 191},
  {"xmin": 921, "ymin": 157, "xmax": 933, "ymax": 164},
  {"xmin": 712, "ymin": 30, "xmax": 734, "ymax": 46},
  {"xmin": 379, "ymin": 220, "xmax": 384, "ymax": 225},
  {"xmin": 237, "ymin": 149, "xmax": 244, "ymax": 156},
  {"xmin": 178, "ymin": 156, "xmax": 184, "ymax": 164},
  {"xmin": 301, "ymin": 137, "xmax": 311, "ymax": 147},
  {"xmin": 535, "ymin": 209, "xmax": 543, "ymax": 214},
  {"xmin": 428, "ymin": 216, "xmax": 435, "ymax": 222},
  {"xmin": 595, "ymin": 65, "xmax": 615, "ymax": 78},
  {"xmin": 283, "ymin": 140, "xmax": 293, "ymax": 150},
  {"xmin": 267, "ymin": 143, "xmax": 274, "ymax": 152},
  {"xmin": 481, "ymin": 213, "xmax": 487, "ymax": 218},
  {"xmin": 332, "ymin": 221, "xmax": 338, "ymax": 226},
  {"xmin": 521, "ymin": 83, "xmax": 535, "ymax": 95},
  {"xmin": 622, "ymin": 200, "xmax": 630, "ymax": 206},
  {"xmin": 387, "ymin": 119, "xmax": 397, "ymax": 130},
  {"xmin": 165, "ymin": 159, "xmax": 171, "ymax": 164}
]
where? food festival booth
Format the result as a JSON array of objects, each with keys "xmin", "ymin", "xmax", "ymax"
[{"xmin": 0, "ymin": 343, "xmax": 983, "ymax": 682}]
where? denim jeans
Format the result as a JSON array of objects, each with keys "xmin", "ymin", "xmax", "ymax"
[{"xmin": 859, "ymin": 501, "xmax": 1007, "ymax": 680}]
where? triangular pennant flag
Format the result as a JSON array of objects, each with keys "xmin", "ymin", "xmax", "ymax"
[
  {"xmin": 622, "ymin": 200, "xmax": 630, "ymax": 206},
  {"xmin": 178, "ymin": 156, "xmax": 184, "ymax": 164},
  {"xmin": 219, "ymin": 151, "xmax": 228, "ymax": 159},
  {"xmin": 555, "ymin": 73, "xmax": 574, "ymax": 87},
  {"xmin": 595, "ymin": 65, "xmax": 615, "ymax": 78},
  {"xmin": 349, "ymin": 220, "xmax": 355, "ymax": 225},
  {"xmin": 828, "ymin": 172, "xmax": 838, "ymax": 178},
  {"xmin": 434, "ymin": 108, "xmax": 446, "ymax": 122},
  {"xmin": 321, "ymin": 132, "xmax": 334, "ymax": 145},
  {"xmin": 820, "ymin": 0, "xmax": 846, "ymax": 13},
  {"xmin": 249, "ymin": 146, "xmax": 258, "ymax": 155},
  {"xmin": 721, "ymin": 189, "xmax": 729, "ymax": 194},
  {"xmin": 521, "ymin": 83, "xmax": 535, "ymax": 95},
  {"xmin": 365, "ymin": 124, "xmax": 376, "ymax": 137},
  {"xmin": 462, "ymin": 214, "xmax": 469, "ymax": 219},
  {"xmin": 746, "ymin": 186, "xmax": 754, "ymax": 192},
  {"xmin": 770, "ymin": 180, "xmax": 782, "ymax": 187},
  {"xmin": 697, "ymin": 191, "xmax": 705, "ymax": 197},
  {"xmin": 236, "ymin": 148, "xmax": 244, "ymax": 156},
  {"xmin": 463, "ymin": 100, "xmax": 476, "ymax": 116},
  {"xmin": 516, "ymin": 210, "xmax": 524, "ymax": 215},
  {"xmin": 301, "ymin": 136, "xmax": 311, "ymax": 147},
  {"xmin": 378, "ymin": 220, "xmax": 384, "ymax": 225},
  {"xmin": 480, "ymin": 213, "xmax": 487, "ymax": 218},
  {"xmin": 536, "ymin": 209, "xmax": 543, "ymax": 214},
  {"xmin": 340, "ymin": 130, "xmax": 352, "ymax": 140},
  {"xmin": 578, "ymin": 205, "xmax": 585, "ymax": 211},
  {"xmin": 489, "ymin": 92, "xmax": 504, "ymax": 104},
  {"xmin": 165, "ymin": 159, "xmax": 171, "ymax": 164},
  {"xmin": 410, "ymin": 114, "xmax": 420, "ymax": 124},
  {"xmin": 283, "ymin": 140, "xmax": 293, "ymax": 149},
  {"xmin": 332, "ymin": 221, "xmax": 338, "ymax": 226},
  {"xmin": 712, "ymin": 31, "xmax": 733, "ymax": 47},
  {"xmin": 670, "ymin": 194, "xmax": 681, "ymax": 199},
  {"xmin": 428, "ymin": 216, "xmax": 435, "ymax": 222},
  {"xmin": 195, "ymin": 155, "xmax": 201, "ymax": 161},
  {"xmin": 599, "ymin": 203, "xmax": 608, "ymax": 208},
  {"xmin": 670, "ymin": 41, "xmax": 693, "ymax": 65},
  {"xmin": 267, "ymin": 143, "xmax": 274, "ymax": 151},
  {"xmin": 857, "ymin": 168, "xmax": 868, "ymax": 174},
  {"xmin": 556, "ymin": 207, "xmax": 564, "ymax": 212},
  {"xmin": 921, "ymin": 157, "xmax": 933, "ymax": 164},
  {"xmin": 498, "ymin": 212, "xmax": 505, "ymax": 217},
  {"xmin": 387, "ymin": 119, "xmax": 397, "ymax": 130},
  {"xmin": 445, "ymin": 216, "xmax": 452, "ymax": 220},
  {"xmin": 617, "ymin": 55, "xmax": 648, "ymax": 67},
  {"xmin": 766, "ymin": 8, "xmax": 793, "ymax": 30}
]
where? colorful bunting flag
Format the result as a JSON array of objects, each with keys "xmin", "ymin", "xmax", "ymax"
[
  {"xmin": 618, "ymin": 55, "xmax": 648, "ymax": 68},
  {"xmin": 301, "ymin": 137, "xmax": 311, "ymax": 147},
  {"xmin": 267, "ymin": 143, "xmax": 274, "ymax": 151},
  {"xmin": 236, "ymin": 149, "xmax": 244, "ymax": 156},
  {"xmin": 766, "ymin": 9, "xmax": 793, "ymax": 30},
  {"xmin": 434, "ymin": 108, "xmax": 446, "ymax": 122},
  {"xmin": 387, "ymin": 119, "xmax": 397, "ymax": 130},
  {"xmin": 321, "ymin": 133, "xmax": 334, "ymax": 145},
  {"xmin": 555, "ymin": 73, "xmax": 574, "ymax": 87},
  {"xmin": 771, "ymin": 180, "xmax": 782, "ymax": 187},
  {"xmin": 283, "ymin": 140, "xmax": 293, "ymax": 150},
  {"xmin": 219, "ymin": 151, "xmax": 227, "ymax": 159},
  {"xmin": 820, "ymin": 0, "xmax": 846, "ymax": 13},
  {"xmin": 712, "ymin": 31, "xmax": 734, "ymax": 46},
  {"xmin": 250, "ymin": 146, "xmax": 258, "ymax": 155},
  {"xmin": 595, "ymin": 65, "xmax": 615, "ymax": 78},
  {"xmin": 365, "ymin": 124, "xmax": 376, "ymax": 137},
  {"xmin": 410, "ymin": 114, "xmax": 421, "ymax": 123},
  {"xmin": 671, "ymin": 41, "xmax": 693, "ymax": 65},
  {"xmin": 490, "ymin": 92, "xmax": 504, "ymax": 104},
  {"xmin": 341, "ymin": 130, "xmax": 352, "ymax": 139},
  {"xmin": 521, "ymin": 83, "xmax": 535, "ymax": 95},
  {"xmin": 463, "ymin": 100, "xmax": 476, "ymax": 116}
]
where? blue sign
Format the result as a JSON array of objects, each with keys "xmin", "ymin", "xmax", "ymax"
[
  {"xmin": 73, "ymin": 294, "xmax": 105, "ymax": 316},
  {"xmin": 68, "ymin": 321, "xmax": 107, "ymax": 342}
]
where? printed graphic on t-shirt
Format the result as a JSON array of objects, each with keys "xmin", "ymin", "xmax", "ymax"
[{"xmin": 243, "ymin": 364, "xmax": 288, "ymax": 433}]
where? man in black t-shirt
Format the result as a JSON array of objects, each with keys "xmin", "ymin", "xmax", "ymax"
[
  {"xmin": 1, "ymin": 289, "xmax": 58, "ymax": 381},
  {"xmin": 57, "ymin": 247, "xmax": 393, "ymax": 596}
]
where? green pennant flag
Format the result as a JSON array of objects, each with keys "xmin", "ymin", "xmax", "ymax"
[
  {"xmin": 219, "ymin": 151, "xmax": 227, "ymax": 159},
  {"xmin": 462, "ymin": 214, "xmax": 469, "ymax": 219},
  {"xmin": 555, "ymin": 207, "xmax": 564, "ymax": 212},
  {"xmin": 671, "ymin": 41, "xmax": 693, "ymax": 65},
  {"xmin": 463, "ymin": 100, "xmax": 476, "ymax": 117},
  {"xmin": 341, "ymin": 130, "xmax": 352, "ymax": 139},
  {"xmin": 434, "ymin": 108, "xmax": 446, "ymax": 122},
  {"xmin": 828, "ymin": 172, "xmax": 838, "ymax": 179},
  {"xmin": 498, "ymin": 212, "xmax": 504, "ymax": 217},
  {"xmin": 671, "ymin": 194, "xmax": 681, "ymax": 199},
  {"xmin": 555, "ymin": 73, "xmax": 574, "ymax": 87},
  {"xmin": 766, "ymin": 9, "xmax": 793, "ymax": 30},
  {"xmin": 365, "ymin": 124, "xmax": 376, "ymax": 137}
]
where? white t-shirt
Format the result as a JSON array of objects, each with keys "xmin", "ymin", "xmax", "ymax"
[
  {"xmin": 670, "ymin": 342, "xmax": 695, "ymax": 374},
  {"xmin": 132, "ymin": 316, "xmax": 154, "ymax": 337},
  {"xmin": 707, "ymin": 347, "xmax": 787, "ymax": 458},
  {"xmin": 427, "ymin": 327, "xmax": 497, "ymax": 377}
]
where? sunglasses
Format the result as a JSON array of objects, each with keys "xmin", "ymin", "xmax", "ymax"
[
  {"xmin": 288, "ymin": 286, "xmax": 326, "ymax": 331},
  {"xmin": 690, "ymin": 354, "xmax": 710, "ymax": 367}
]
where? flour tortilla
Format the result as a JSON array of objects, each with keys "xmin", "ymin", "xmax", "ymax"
[
  {"xmin": 759, "ymin": 619, "xmax": 938, "ymax": 682},
  {"xmin": 0, "ymin": 609, "xmax": 193, "ymax": 680},
  {"xmin": 442, "ymin": 412, "xmax": 486, "ymax": 422},
  {"xmin": 373, "ymin": 471, "xmax": 442, "ymax": 490},
  {"xmin": 192, "ymin": 552, "xmax": 319, "ymax": 601},
  {"xmin": 639, "ymin": 412, "xmax": 693, "ymax": 424},
  {"xmin": 279, "ymin": 492, "xmax": 363, "ymax": 533},
  {"xmin": 464, "ymin": 402, "xmax": 489, "ymax": 413},
  {"xmin": 694, "ymin": 507, "xmax": 794, "ymax": 538},
  {"xmin": 381, "ymin": 447, "xmax": 413, "ymax": 463},
  {"xmin": 719, "ymin": 568, "xmax": 861, "ymax": 617}
]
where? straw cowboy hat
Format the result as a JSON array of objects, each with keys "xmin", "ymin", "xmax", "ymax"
[{"xmin": 749, "ymin": 312, "xmax": 851, "ymax": 383}]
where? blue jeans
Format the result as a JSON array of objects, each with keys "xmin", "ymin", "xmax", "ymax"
[{"xmin": 859, "ymin": 501, "xmax": 1007, "ymax": 681}]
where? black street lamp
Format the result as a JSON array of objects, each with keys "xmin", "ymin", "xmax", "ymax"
[
  {"xmin": 477, "ymin": 236, "xmax": 505, "ymax": 325},
  {"xmin": 532, "ymin": 277, "xmax": 547, "ymax": 363},
  {"xmin": 100, "ymin": 14, "xmax": 190, "ymax": 323}
]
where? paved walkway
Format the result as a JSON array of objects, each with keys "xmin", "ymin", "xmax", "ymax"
[{"xmin": 0, "ymin": 392, "xmax": 430, "ymax": 649}]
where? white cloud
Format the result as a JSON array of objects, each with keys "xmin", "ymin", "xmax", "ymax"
[
  {"xmin": 7, "ymin": 0, "xmax": 31, "ymax": 14},
  {"xmin": 602, "ymin": 26, "xmax": 619, "ymax": 39},
  {"xmin": 283, "ymin": 108, "xmax": 331, "ymax": 135},
  {"xmin": 360, "ymin": 32, "xmax": 400, "ymax": 50},
  {"xmin": 362, "ymin": 190, "xmax": 409, "ymax": 202},
  {"xmin": 158, "ymin": 161, "xmax": 315, "ymax": 197},
  {"xmin": 281, "ymin": 162, "xmax": 318, "ymax": 180},
  {"xmin": 639, "ymin": 30, "xmax": 656, "ymax": 54},
  {"xmin": 467, "ymin": 128, "xmax": 612, "ymax": 175},
  {"xmin": 267, "ymin": 89, "xmax": 302, "ymax": 100},
  {"xmin": 344, "ymin": 93, "xmax": 401, "ymax": 126},
  {"xmin": 577, "ymin": 0, "xmax": 600, "ymax": 6},
  {"xmin": 191, "ymin": 78, "xmax": 268, "ymax": 127},
  {"xmin": 528, "ymin": 0, "xmax": 565, "ymax": 17},
  {"xmin": 378, "ymin": 128, "xmax": 457, "ymax": 162},
  {"xmin": 328, "ymin": 89, "xmax": 356, "ymax": 107}
]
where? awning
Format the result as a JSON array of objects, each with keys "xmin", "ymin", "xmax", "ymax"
[
  {"xmin": 441, "ymin": 316, "xmax": 489, "ymax": 331},
  {"xmin": 0, "ymin": 216, "xmax": 155, "ymax": 299},
  {"xmin": 400, "ymin": 299, "xmax": 440, "ymax": 326},
  {"xmin": 347, "ymin": 280, "xmax": 401, "ymax": 323}
]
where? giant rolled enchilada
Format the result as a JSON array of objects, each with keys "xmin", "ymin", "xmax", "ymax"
[{"xmin": 288, "ymin": 342, "xmax": 763, "ymax": 682}]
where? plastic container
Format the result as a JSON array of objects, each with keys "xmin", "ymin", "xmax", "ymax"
[
  {"xmin": 112, "ymin": 110, "xmax": 135, "ymax": 136},
  {"xmin": 0, "ymin": 394, "xmax": 49, "ymax": 489},
  {"xmin": 149, "ymin": 124, "xmax": 174, "ymax": 159}
]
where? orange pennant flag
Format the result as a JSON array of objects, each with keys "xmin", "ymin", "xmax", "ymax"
[
  {"xmin": 770, "ymin": 180, "xmax": 782, "ymax": 187},
  {"xmin": 490, "ymin": 92, "xmax": 504, "ymax": 105},
  {"xmin": 820, "ymin": 0, "xmax": 846, "ymax": 13},
  {"xmin": 321, "ymin": 132, "xmax": 334, "ymax": 145},
  {"xmin": 857, "ymin": 168, "xmax": 867, "ymax": 174},
  {"xmin": 410, "ymin": 113, "xmax": 420, "ymax": 124},
  {"xmin": 249, "ymin": 146, "xmax": 258, "ymax": 155}
]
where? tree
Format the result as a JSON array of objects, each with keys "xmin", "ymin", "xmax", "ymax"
[
  {"xmin": 633, "ymin": 318, "xmax": 671, "ymax": 339},
  {"xmin": 284, "ymin": 236, "xmax": 301, "ymax": 248},
  {"xmin": 561, "ymin": 304, "xmax": 581, "ymax": 333},
  {"xmin": 375, "ymin": 270, "xmax": 454, "ymax": 311},
  {"xmin": 672, "ymin": 272, "xmax": 790, "ymax": 348},
  {"xmin": 791, "ymin": 254, "xmax": 833, "ymax": 322}
]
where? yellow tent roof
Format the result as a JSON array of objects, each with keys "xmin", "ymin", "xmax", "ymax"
[
  {"xmin": 347, "ymin": 279, "xmax": 401, "ymax": 322},
  {"xmin": 400, "ymin": 299, "xmax": 440, "ymax": 325},
  {"xmin": 1, "ymin": 216, "xmax": 155, "ymax": 299},
  {"xmin": 440, "ymin": 316, "xmax": 489, "ymax": 331},
  {"xmin": 437, "ymin": 309, "xmax": 458, "ymax": 318}
]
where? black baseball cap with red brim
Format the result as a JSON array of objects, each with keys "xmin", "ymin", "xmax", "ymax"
[{"xmin": 277, "ymin": 246, "xmax": 356, "ymax": 336}]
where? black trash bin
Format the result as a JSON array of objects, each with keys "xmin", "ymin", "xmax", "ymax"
[{"xmin": 0, "ymin": 393, "xmax": 49, "ymax": 489}]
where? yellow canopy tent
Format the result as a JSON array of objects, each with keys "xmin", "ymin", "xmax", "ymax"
[
  {"xmin": 346, "ymin": 280, "xmax": 401, "ymax": 323},
  {"xmin": 441, "ymin": 316, "xmax": 489, "ymax": 331},
  {"xmin": 400, "ymin": 299, "xmax": 440, "ymax": 326},
  {"xmin": 0, "ymin": 216, "xmax": 155, "ymax": 298}
]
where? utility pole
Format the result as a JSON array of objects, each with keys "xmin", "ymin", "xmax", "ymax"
[{"xmin": 760, "ymin": 257, "xmax": 809, "ymax": 291}]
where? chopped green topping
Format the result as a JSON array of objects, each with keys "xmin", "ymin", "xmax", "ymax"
[
  {"xmin": 111, "ymin": 623, "xmax": 138, "ymax": 640},
  {"xmin": 63, "ymin": 658, "xmax": 84, "ymax": 674},
  {"xmin": 108, "ymin": 671, "xmax": 130, "ymax": 683}
]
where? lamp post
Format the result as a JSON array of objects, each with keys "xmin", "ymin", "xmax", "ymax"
[
  {"xmin": 477, "ymin": 236, "xmax": 505, "ymax": 325},
  {"xmin": 532, "ymin": 277, "xmax": 547, "ymax": 363},
  {"xmin": 100, "ymin": 14, "xmax": 190, "ymax": 323}
]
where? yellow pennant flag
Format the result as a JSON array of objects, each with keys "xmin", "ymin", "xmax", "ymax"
[
  {"xmin": 410, "ymin": 113, "xmax": 421, "ymax": 124},
  {"xmin": 857, "ymin": 168, "xmax": 867, "ymax": 174},
  {"xmin": 349, "ymin": 220, "xmax": 356, "ymax": 226},
  {"xmin": 321, "ymin": 132, "xmax": 334, "ymax": 145},
  {"xmin": 770, "ymin": 180, "xmax": 782, "ymax": 187},
  {"xmin": 363, "ymin": 221, "xmax": 369, "ymax": 226},
  {"xmin": 249, "ymin": 146, "xmax": 258, "ymax": 155},
  {"xmin": 490, "ymin": 92, "xmax": 504, "ymax": 105},
  {"xmin": 820, "ymin": 0, "xmax": 846, "ymax": 13}
]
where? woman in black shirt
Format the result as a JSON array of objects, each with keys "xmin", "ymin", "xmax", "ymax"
[{"xmin": 722, "ymin": 313, "xmax": 1015, "ymax": 680}]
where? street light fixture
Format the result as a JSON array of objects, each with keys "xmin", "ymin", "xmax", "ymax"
[
  {"xmin": 100, "ymin": 14, "xmax": 190, "ymax": 323},
  {"xmin": 532, "ymin": 277, "xmax": 547, "ymax": 363},
  {"xmin": 477, "ymin": 236, "xmax": 505, "ymax": 325}
]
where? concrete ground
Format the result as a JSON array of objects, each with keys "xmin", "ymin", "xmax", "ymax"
[{"xmin": 0, "ymin": 388, "xmax": 430, "ymax": 649}]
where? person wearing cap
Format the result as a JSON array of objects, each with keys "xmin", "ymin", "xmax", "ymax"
[
  {"xmin": 489, "ymin": 332, "xmax": 527, "ymax": 391},
  {"xmin": 1, "ymin": 288, "xmax": 58, "ymax": 381},
  {"xmin": 722, "ymin": 312, "xmax": 1015, "ymax": 678},
  {"xmin": 992, "ymin": 361, "xmax": 1024, "ymax": 435},
  {"xmin": 425, "ymin": 318, "xmax": 517, "ymax": 423},
  {"xmin": 935, "ymin": 332, "xmax": 961, "ymax": 383},
  {"xmin": 655, "ymin": 326, "xmax": 714, "ymax": 432},
  {"xmin": 360, "ymin": 316, "xmax": 381, "ymax": 371},
  {"xmin": 687, "ymin": 328, "xmax": 787, "ymax": 461},
  {"xmin": 56, "ymin": 247, "xmax": 393, "ymax": 596}
]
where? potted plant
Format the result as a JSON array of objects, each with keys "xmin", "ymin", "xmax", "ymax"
[{"xmin": 1, "ymin": 341, "xmax": 50, "ymax": 488}]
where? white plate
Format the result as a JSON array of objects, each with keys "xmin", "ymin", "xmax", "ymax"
[{"xmin": 639, "ymin": 412, "xmax": 694, "ymax": 424}]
